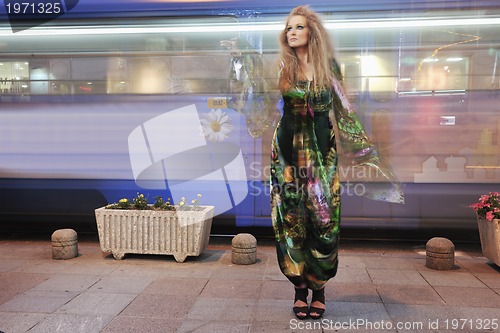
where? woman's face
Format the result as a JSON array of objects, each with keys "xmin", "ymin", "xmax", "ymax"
[{"xmin": 286, "ymin": 15, "xmax": 309, "ymax": 49}]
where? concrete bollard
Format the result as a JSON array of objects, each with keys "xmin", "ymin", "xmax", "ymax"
[
  {"xmin": 51, "ymin": 229, "xmax": 78, "ymax": 260},
  {"xmin": 426, "ymin": 237, "xmax": 455, "ymax": 270},
  {"xmin": 231, "ymin": 233, "xmax": 257, "ymax": 265}
]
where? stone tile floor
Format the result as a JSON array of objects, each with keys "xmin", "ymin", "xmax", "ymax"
[{"xmin": 0, "ymin": 233, "xmax": 499, "ymax": 333}]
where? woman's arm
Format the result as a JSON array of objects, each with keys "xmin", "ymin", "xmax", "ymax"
[
  {"xmin": 221, "ymin": 38, "xmax": 281, "ymax": 137},
  {"xmin": 330, "ymin": 59, "xmax": 405, "ymax": 204}
]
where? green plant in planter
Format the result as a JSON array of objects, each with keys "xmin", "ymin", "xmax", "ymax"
[
  {"xmin": 178, "ymin": 193, "xmax": 202, "ymax": 211},
  {"xmin": 132, "ymin": 193, "xmax": 149, "ymax": 210},
  {"xmin": 114, "ymin": 198, "xmax": 132, "ymax": 209},
  {"xmin": 106, "ymin": 193, "xmax": 202, "ymax": 211}
]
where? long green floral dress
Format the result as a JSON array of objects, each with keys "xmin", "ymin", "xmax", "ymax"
[
  {"xmin": 270, "ymin": 79, "xmax": 340, "ymax": 290},
  {"xmin": 270, "ymin": 64, "xmax": 404, "ymax": 290},
  {"xmin": 229, "ymin": 52, "xmax": 404, "ymax": 290}
]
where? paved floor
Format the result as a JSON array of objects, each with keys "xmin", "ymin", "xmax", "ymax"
[{"xmin": 0, "ymin": 233, "xmax": 499, "ymax": 333}]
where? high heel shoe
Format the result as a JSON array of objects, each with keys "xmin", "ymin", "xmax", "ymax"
[
  {"xmin": 309, "ymin": 288, "xmax": 325, "ymax": 319},
  {"xmin": 293, "ymin": 287, "xmax": 309, "ymax": 320}
]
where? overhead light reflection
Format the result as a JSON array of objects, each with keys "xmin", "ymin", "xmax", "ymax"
[{"xmin": 0, "ymin": 16, "xmax": 499, "ymax": 36}]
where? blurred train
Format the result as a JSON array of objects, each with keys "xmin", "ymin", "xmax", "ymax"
[{"xmin": 1, "ymin": 0, "xmax": 499, "ymax": 240}]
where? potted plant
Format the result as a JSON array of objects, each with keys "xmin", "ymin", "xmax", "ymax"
[
  {"xmin": 470, "ymin": 192, "xmax": 500, "ymax": 266},
  {"xmin": 95, "ymin": 193, "xmax": 214, "ymax": 262}
]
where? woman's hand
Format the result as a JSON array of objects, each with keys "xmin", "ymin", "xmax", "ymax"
[{"xmin": 220, "ymin": 38, "xmax": 242, "ymax": 56}]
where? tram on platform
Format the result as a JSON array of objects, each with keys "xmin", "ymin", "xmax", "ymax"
[{"xmin": 0, "ymin": 0, "xmax": 499, "ymax": 240}]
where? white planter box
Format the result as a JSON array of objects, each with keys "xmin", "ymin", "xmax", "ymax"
[
  {"xmin": 477, "ymin": 218, "xmax": 500, "ymax": 266},
  {"xmin": 95, "ymin": 206, "xmax": 214, "ymax": 262}
]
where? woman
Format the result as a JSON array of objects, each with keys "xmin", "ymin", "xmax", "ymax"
[
  {"xmin": 272, "ymin": 5, "xmax": 403, "ymax": 320},
  {"xmin": 226, "ymin": 5, "xmax": 403, "ymax": 320},
  {"xmin": 271, "ymin": 5, "xmax": 340, "ymax": 320}
]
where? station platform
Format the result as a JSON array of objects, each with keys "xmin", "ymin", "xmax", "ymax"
[{"xmin": 0, "ymin": 233, "xmax": 499, "ymax": 333}]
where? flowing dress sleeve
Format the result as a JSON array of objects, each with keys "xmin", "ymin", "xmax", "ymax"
[
  {"xmin": 225, "ymin": 40, "xmax": 280, "ymax": 137},
  {"xmin": 330, "ymin": 60, "xmax": 405, "ymax": 204}
]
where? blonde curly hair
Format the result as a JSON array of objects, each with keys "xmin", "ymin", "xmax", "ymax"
[{"xmin": 278, "ymin": 5, "xmax": 336, "ymax": 91}]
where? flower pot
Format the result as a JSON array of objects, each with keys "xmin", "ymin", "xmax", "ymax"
[
  {"xmin": 477, "ymin": 218, "xmax": 500, "ymax": 266},
  {"xmin": 94, "ymin": 206, "xmax": 214, "ymax": 262}
]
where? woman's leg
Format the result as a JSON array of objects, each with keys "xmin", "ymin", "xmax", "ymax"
[
  {"xmin": 271, "ymin": 124, "xmax": 311, "ymax": 318},
  {"xmin": 301, "ymin": 120, "xmax": 339, "ymax": 318},
  {"xmin": 293, "ymin": 285, "xmax": 309, "ymax": 319},
  {"xmin": 309, "ymin": 287, "xmax": 326, "ymax": 319}
]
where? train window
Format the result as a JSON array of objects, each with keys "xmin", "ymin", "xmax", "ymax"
[
  {"xmin": 2, "ymin": 11, "xmax": 498, "ymax": 98},
  {"xmin": 397, "ymin": 55, "xmax": 469, "ymax": 94},
  {"xmin": 0, "ymin": 16, "xmax": 245, "ymax": 96},
  {"xmin": 0, "ymin": 61, "xmax": 30, "ymax": 94}
]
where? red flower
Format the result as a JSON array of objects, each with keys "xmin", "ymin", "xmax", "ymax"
[{"xmin": 470, "ymin": 192, "xmax": 500, "ymax": 222}]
